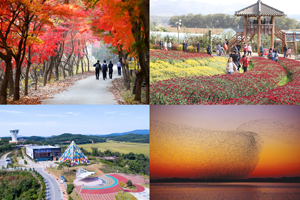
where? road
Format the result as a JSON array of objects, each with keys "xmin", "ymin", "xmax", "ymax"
[
  {"xmin": 36, "ymin": 168, "xmax": 62, "ymax": 200},
  {"xmin": 42, "ymin": 65, "xmax": 119, "ymax": 104},
  {"xmin": 0, "ymin": 152, "xmax": 11, "ymax": 169}
]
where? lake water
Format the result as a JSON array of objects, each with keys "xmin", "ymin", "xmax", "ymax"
[{"xmin": 150, "ymin": 182, "xmax": 300, "ymax": 200}]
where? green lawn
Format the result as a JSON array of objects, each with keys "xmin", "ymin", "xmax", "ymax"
[{"xmin": 78, "ymin": 141, "xmax": 149, "ymax": 157}]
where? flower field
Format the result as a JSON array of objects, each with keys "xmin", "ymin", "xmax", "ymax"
[
  {"xmin": 150, "ymin": 55, "xmax": 300, "ymax": 105},
  {"xmin": 150, "ymin": 50, "xmax": 227, "ymax": 82}
]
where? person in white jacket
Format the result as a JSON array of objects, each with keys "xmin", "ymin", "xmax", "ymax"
[
  {"xmin": 247, "ymin": 44, "xmax": 252, "ymax": 56},
  {"xmin": 168, "ymin": 41, "xmax": 172, "ymax": 50},
  {"xmin": 226, "ymin": 57, "xmax": 238, "ymax": 75}
]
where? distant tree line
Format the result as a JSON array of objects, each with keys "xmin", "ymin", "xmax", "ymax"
[
  {"xmin": 169, "ymin": 13, "xmax": 300, "ymax": 30},
  {"xmin": 112, "ymin": 134, "xmax": 149, "ymax": 143},
  {"xmin": 19, "ymin": 133, "xmax": 106, "ymax": 145}
]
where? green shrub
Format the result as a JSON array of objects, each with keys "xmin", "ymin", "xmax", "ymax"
[
  {"xmin": 126, "ymin": 180, "xmax": 132, "ymax": 187},
  {"xmin": 67, "ymin": 184, "xmax": 74, "ymax": 194}
]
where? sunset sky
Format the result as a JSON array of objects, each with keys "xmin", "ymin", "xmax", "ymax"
[{"xmin": 150, "ymin": 106, "xmax": 300, "ymax": 180}]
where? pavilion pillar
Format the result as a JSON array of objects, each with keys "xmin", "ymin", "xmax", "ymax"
[
  {"xmin": 244, "ymin": 16, "xmax": 248, "ymax": 46},
  {"xmin": 257, "ymin": 16, "xmax": 261, "ymax": 55},
  {"xmin": 271, "ymin": 16, "xmax": 275, "ymax": 49}
]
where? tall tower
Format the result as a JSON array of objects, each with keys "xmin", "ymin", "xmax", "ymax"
[{"xmin": 9, "ymin": 129, "xmax": 19, "ymax": 143}]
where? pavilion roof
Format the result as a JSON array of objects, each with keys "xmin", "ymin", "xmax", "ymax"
[{"xmin": 235, "ymin": 0, "xmax": 284, "ymax": 17}]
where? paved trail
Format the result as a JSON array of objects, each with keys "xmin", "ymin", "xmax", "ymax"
[{"xmin": 42, "ymin": 66, "xmax": 119, "ymax": 105}]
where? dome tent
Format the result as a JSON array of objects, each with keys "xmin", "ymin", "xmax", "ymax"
[{"xmin": 59, "ymin": 141, "xmax": 89, "ymax": 166}]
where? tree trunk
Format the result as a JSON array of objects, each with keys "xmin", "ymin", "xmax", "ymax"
[
  {"xmin": 0, "ymin": 58, "xmax": 12, "ymax": 104},
  {"xmin": 43, "ymin": 60, "xmax": 47, "ymax": 86},
  {"xmin": 34, "ymin": 67, "xmax": 37, "ymax": 90},
  {"xmin": 85, "ymin": 46, "xmax": 90, "ymax": 72},
  {"xmin": 24, "ymin": 46, "xmax": 32, "ymax": 95},
  {"xmin": 134, "ymin": 71, "xmax": 143, "ymax": 101},
  {"xmin": 8, "ymin": 69, "xmax": 14, "ymax": 97},
  {"xmin": 81, "ymin": 58, "xmax": 84, "ymax": 74}
]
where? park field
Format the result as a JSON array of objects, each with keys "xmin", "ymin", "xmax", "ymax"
[{"xmin": 77, "ymin": 140, "xmax": 149, "ymax": 157}]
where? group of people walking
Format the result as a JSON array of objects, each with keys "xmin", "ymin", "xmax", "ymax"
[
  {"xmin": 93, "ymin": 60, "xmax": 122, "ymax": 80},
  {"xmin": 159, "ymin": 40, "xmax": 172, "ymax": 51},
  {"xmin": 226, "ymin": 51, "xmax": 251, "ymax": 74}
]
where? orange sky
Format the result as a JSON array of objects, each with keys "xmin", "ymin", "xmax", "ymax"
[{"xmin": 150, "ymin": 105, "xmax": 300, "ymax": 179}]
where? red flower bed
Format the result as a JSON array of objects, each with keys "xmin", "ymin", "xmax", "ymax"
[
  {"xmin": 150, "ymin": 57, "xmax": 291, "ymax": 105},
  {"xmin": 218, "ymin": 58, "xmax": 300, "ymax": 105}
]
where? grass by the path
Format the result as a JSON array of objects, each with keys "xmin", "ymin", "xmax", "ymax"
[
  {"xmin": 115, "ymin": 192, "xmax": 137, "ymax": 200},
  {"xmin": 78, "ymin": 141, "xmax": 149, "ymax": 157},
  {"xmin": 110, "ymin": 75, "xmax": 147, "ymax": 104}
]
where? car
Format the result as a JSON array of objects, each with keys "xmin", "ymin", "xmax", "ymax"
[{"xmin": 6, "ymin": 157, "xmax": 11, "ymax": 164}]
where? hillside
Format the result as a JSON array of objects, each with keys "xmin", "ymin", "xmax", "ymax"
[
  {"xmin": 19, "ymin": 133, "xmax": 106, "ymax": 145},
  {"xmin": 112, "ymin": 133, "xmax": 149, "ymax": 143}
]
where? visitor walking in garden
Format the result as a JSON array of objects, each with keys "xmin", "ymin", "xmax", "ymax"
[
  {"xmin": 164, "ymin": 41, "xmax": 168, "ymax": 50},
  {"xmin": 275, "ymin": 51, "xmax": 279, "ymax": 62},
  {"xmin": 117, "ymin": 60, "xmax": 121, "ymax": 76},
  {"xmin": 226, "ymin": 57, "xmax": 238, "ymax": 75},
  {"xmin": 283, "ymin": 44, "xmax": 288, "ymax": 58},
  {"xmin": 93, "ymin": 60, "xmax": 101, "ymax": 80},
  {"xmin": 108, "ymin": 61, "xmax": 113, "ymax": 79},
  {"xmin": 267, "ymin": 49, "xmax": 273, "ymax": 60},
  {"xmin": 215, "ymin": 43, "xmax": 219, "ymax": 56},
  {"xmin": 207, "ymin": 44, "xmax": 212, "ymax": 55},
  {"xmin": 197, "ymin": 41, "xmax": 200, "ymax": 53},
  {"xmin": 259, "ymin": 45, "xmax": 264, "ymax": 57},
  {"xmin": 159, "ymin": 40, "xmax": 163, "ymax": 50},
  {"xmin": 168, "ymin": 41, "xmax": 172, "ymax": 50},
  {"xmin": 223, "ymin": 42, "xmax": 228, "ymax": 57},
  {"xmin": 240, "ymin": 54, "xmax": 250, "ymax": 73},
  {"xmin": 247, "ymin": 44, "xmax": 252, "ymax": 56},
  {"xmin": 287, "ymin": 47, "xmax": 292, "ymax": 58},
  {"xmin": 243, "ymin": 43, "xmax": 247, "ymax": 55},
  {"xmin": 102, "ymin": 60, "xmax": 108, "ymax": 80},
  {"xmin": 230, "ymin": 51, "xmax": 240, "ymax": 72}
]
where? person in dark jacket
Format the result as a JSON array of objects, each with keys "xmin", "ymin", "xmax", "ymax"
[
  {"xmin": 283, "ymin": 44, "xmax": 287, "ymax": 58},
  {"xmin": 102, "ymin": 60, "xmax": 108, "ymax": 80},
  {"xmin": 230, "ymin": 51, "xmax": 240, "ymax": 72},
  {"xmin": 108, "ymin": 61, "xmax": 113, "ymax": 79},
  {"xmin": 259, "ymin": 45, "xmax": 264, "ymax": 57},
  {"xmin": 93, "ymin": 60, "xmax": 101, "ymax": 80},
  {"xmin": 207, "ymin": 44, "xmax": 212, "ymax": 55},
  {"xmin": 159, "ymin": 40, "xmax": 163, "ymax": 50},
  {"xmin": 197, "ymin": 41, "xmax": 200, "ymax": 53}
]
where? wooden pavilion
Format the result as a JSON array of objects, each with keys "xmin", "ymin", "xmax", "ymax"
[{"xmin": 229, "ymin": 0, "xmax": 297, "ymax": 54}]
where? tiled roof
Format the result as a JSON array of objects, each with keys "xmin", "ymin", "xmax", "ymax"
[{"xmin": 235, "ymin": 0, "xmax": 284, "ymax": 16}]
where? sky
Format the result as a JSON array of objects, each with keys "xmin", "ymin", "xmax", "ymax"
[
  {"xmin": 150, "ymin": 105, "xmax": 300, "ymax": 179},
  {"xmin": 0, "ymin": 105, "xmax": 149, "ymax": 137},
  {"xmin": 152, "ymin": 0, "xmax": 300, "ymax": 15}
]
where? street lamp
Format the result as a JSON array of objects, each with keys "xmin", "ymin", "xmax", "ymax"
[{"xmin": 175, "ymin": 19, "xmax": 181, "ymax": 44}]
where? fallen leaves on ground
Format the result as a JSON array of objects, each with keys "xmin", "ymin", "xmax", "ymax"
[{"xmin": 7, "ymin": 72, "xmax": 94, "ymax": 104}]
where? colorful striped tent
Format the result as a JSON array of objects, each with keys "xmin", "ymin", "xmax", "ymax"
[{"xmin": 59, "ymin": 141, "xmax": 89, "ymax": 166}]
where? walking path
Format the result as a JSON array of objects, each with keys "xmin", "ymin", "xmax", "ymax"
[{"xmin": 42, "ymin": 66, "xmax": 119, "ymax": 104}]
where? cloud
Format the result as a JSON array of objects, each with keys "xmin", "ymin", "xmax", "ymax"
[{"xmin": 0, "ymin": 110, "xmax": 24, "ymax": 114}]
